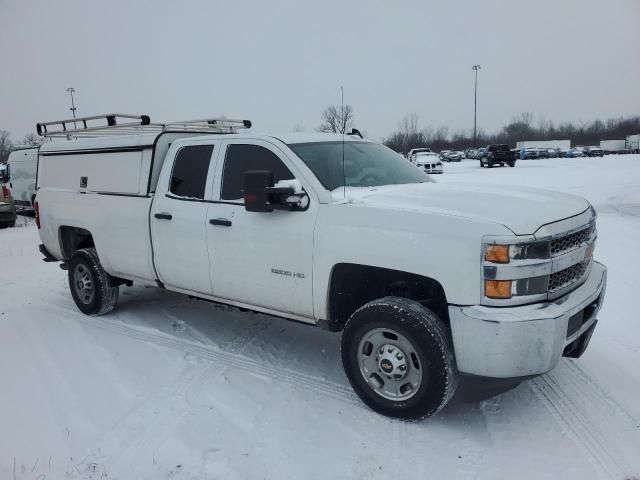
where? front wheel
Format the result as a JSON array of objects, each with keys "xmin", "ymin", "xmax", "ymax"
[
  {"xmin": 341, "ymin": 297, "xmax": 459, "ymax": 420},
  {"xmin": 68, "ymin": 248, "xmax": 119, "ymax": 315},
  {"xmin": 508, "ymin": 162, "xmax": 516, "ymax": 167}
]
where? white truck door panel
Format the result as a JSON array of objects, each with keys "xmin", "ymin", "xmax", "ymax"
[
  {"xmin": 151, "ymin": 143, "xmax": 219, "ymax": 295},
  {"xmin": 208, "ymin": 139, "xmax": 316, "ymax": 319}
]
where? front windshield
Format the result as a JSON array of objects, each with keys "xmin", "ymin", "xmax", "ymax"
[{"xmin": 289, "ymin": 141, "xmax": 431, "ymax": 191}]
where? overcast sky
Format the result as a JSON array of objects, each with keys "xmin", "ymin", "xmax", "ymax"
[{"xmin": 1, "ymin": 0, "xmax": 638, "ymax": 141}]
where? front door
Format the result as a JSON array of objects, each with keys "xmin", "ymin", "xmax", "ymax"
[
  {"xmin": 151, "ymin": 142, "xmax": 218, "ymax": 294},
  {"xmin": 207, "ymin": 139, "xmax": 317, "ymax": 319}
]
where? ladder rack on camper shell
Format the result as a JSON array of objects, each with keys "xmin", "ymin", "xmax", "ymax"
[{"xmin": 36, "ymin": 113, "xmax": 252, "ymax": 138}]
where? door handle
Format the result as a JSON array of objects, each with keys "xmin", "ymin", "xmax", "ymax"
[
  {"xmin": 209, "ymin": 218, "xmax": 232, "ymax": 227},
  {"xmin": 154, "ymin": 212, "xmax": 173, "ymax": 220}
]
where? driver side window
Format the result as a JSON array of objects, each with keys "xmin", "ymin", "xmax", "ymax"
[{"xmin": 221, "ymin": 144, "xmax": 294, "ymax": 201}]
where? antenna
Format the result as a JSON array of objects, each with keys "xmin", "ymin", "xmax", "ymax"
[{"xmin": 341, "ymin": 86, "xmax": 346, "ymax": 200}]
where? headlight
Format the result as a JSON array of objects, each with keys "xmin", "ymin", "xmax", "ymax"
[
  {"xmin": 481, "ymin": 221, "xmax": 596, "ymax": 306},
  {"xmin": 484, "ymin": 241, "xmax": 550, "ymax": 263},
  {"xmin": 483, "ymin": 237, "xmax": 552, "ymax": 303}
]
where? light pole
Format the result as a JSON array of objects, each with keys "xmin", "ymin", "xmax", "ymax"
[
  {"xmin": 66, "ymin": 87, "xmax": 77, "ymax": 128},
  {"xmin": 472, "ymin": 65, "xmax": 481, "ymax": 148}
]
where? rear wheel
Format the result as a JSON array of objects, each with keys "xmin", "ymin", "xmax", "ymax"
[
  {"xmin": 341, "ymin": 297, "xmax": 459, "ymax": 420},
  {"xmin": 508, "ymin": 162, "xmax": 516, "ymax": 167},
  {"xmin": 68, "ymin": 248, "xmax": 119, "ymax": 315},
  {"xmin": 487, "ymin": 161, "xmax": 494, "ymax": 168}
]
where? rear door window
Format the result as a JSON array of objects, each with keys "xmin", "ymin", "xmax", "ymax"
[{"xmin": 169, "ymin": 145, "xmax": 214, "ymax": 199}]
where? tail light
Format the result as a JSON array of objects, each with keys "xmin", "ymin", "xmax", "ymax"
[
  {"xmin": 1, "ymin": 185, "xmax": 9, "ymax": 198},
  {"xmin": 34, "ymin": 201, "xmax": 41, "ymax": 229}
]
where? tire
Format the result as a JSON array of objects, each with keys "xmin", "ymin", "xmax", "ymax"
[
  {"xmin": 68, "ymin": 247, "xmax": 119, "ymax": 315},
  {"xmin": 341, "ymin": 297, "xmax": 459, "ymax": 420},
  {"xmin": 479, "ymin": 160, "xmax": 485, "ymax": 168},
  {"xmin": 487, "ymin": 161, "xmax": 493, "ymax": 168},
  {"xmin": 508, "ymin": 162, "xmax": 515, "ymax": 167}
]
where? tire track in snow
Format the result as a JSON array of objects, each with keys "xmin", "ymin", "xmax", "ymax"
[
  {"xmin": 113, "ymin": 316, "xmax": 277, "ymax": 478},
  {"xmin": 530, "ymin": 360, "xmax": 640, "ymax": 479},
  {"xmin": 65, "ymin": 358, "xmax": 214, "ymax": 479},
  {"xmin": 80, "ymin": 315, "xmax": 359, "ymax": 404},
  {"xmin": 74, "ymin": 314, "xmax": 332, "ymax": 478}
]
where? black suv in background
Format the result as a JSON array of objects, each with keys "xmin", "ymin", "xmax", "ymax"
[{"xmin": 480, "ymin": 144, "xmax": 516, "ymax": 168}]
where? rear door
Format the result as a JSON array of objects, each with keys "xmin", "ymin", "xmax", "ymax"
[
  {"xmin": 206, "ymin": 138, "xmax": 317, "ymax": 319},
  {"xmin": 151, "ymin": 140, "xmax": 221, "ymax": 295}
]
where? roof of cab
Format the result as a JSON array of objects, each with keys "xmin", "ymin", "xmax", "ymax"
[{"xmin": 266, "ymin": 132, "xmax": 371, "ymax": 145}]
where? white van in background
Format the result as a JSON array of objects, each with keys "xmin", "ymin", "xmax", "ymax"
[{"xmin": 7, "ymin": 147, "xmax": 38, "ymax": 212}]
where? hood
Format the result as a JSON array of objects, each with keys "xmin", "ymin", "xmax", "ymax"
[{"xmin": 332, "ymin": 183, "xmax": 590, "ymax": 235}]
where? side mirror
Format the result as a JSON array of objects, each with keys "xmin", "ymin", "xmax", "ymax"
[
  {"xmin": 243, "ymin": 170, "xmax": 308, "ymax": 212},
  {"xmin": 244, "ymin": 170, "xmax": 275, "ymax": 212}
]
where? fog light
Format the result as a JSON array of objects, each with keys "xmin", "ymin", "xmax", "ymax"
[{"xmin": 485, "ymin": 280, "xmax": 512, "ymax": 299}]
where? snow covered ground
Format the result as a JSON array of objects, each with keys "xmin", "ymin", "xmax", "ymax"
[{"xmin": 1, "ymin": 155, "xmax": 640, "ymax": 480}]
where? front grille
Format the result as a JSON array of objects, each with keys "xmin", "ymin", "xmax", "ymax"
[
  {"xmin": 551, "ymin": 224, "xmax": 594, "ymax": 256},
  {"xmin": 549, "ymin": 259, "xmax": 590, "ymax": 292}
]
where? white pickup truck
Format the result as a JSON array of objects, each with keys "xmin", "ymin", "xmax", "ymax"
[{"xmin": 35, "ymin": 114, "xmax": 607, "ymax": 420}]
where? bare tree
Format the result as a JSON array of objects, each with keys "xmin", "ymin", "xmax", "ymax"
[
  {"xmin": 399, "ymin": 113, "xmax": 419, "ymax": 137},
  {"xmin": 512, "ymin": 112, "xmax": 534, "ymax": 128},
  {"xmin": 22, "ymin": 133, "xmax": 40, "ymax": 146},
  {"xmin": 0, "ymin": 130, "xmax": 12, "ymax": 164},
  {"xmin": 317, "ymin": 104, "xmax": 354, "ymax": 134}
]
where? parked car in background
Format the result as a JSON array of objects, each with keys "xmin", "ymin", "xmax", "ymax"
[
  {"xmin": 556, "ymin": 148, "xmax": 569, "ymax": 158},
  {"xmin": 0, "ymin": 182, "xmax": 17, "ymax": 228},
  {"xmin": 413, "ymin": 152, "xmax": 443, "ymax": 174},
  {"xmin": 444, "ymin": 151, "xmax": 463, "ymax": 162},
  {"xmin": 566, "ymin": 148, "xmax": 586, "ymax": 158},
  {"xmin": 547, "ymin": 148, "xmax": 558, "ymax": 158},
  {"xmin": 480, "ymin": 144, "xmax": 516, "ymax": 168},
  {"xmin": 439, "ymin": 150, "xmax": 451, "ymax": 160},
  {"xmin": 407, "ymin": 148, "xmax": 433, "ymax": 162},
  {"xmin": 6, "ymin": 147, "xmax": 38, "ymax": 213},
  {"xmin": 521, "ymin": 147, "xmax": 539, "ymax": 160},
  {"xmin": 585, "ymin": 146, "xmax": 604, "ymax": 157},
  {"xmin": 537, "ymin": 148, "xmax": 549, "ymax": 159}
]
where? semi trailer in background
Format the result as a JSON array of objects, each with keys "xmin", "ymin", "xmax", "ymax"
[
  {"xmin": 627, "ymin": 134, "xmax": 640, "ymax": 153},
  {"xmin": 600, "ymin": 139, "xmax": 626, "ymax": 154}
]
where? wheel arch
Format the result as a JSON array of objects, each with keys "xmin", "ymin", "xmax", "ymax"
[
  {"xmin": 326, "ymin": 263, "xmax": 449, "ymax": 332},
  {"xmin": 58, "ymin": 226, "xmax": 95, "ymax": 260}
]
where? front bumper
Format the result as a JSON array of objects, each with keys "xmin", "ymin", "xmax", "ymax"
[{"xmin": 449, "ymin": 261, "xmax": 606, "ymax": 378}]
